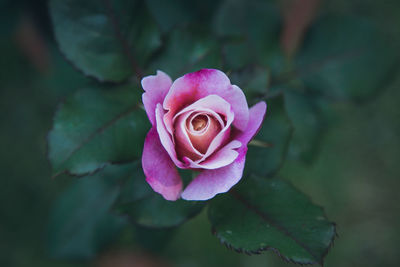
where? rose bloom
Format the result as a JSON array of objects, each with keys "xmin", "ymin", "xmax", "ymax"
[{"xmin": 141, "ymin": 69, "xmax": 266, "ymax": 201}]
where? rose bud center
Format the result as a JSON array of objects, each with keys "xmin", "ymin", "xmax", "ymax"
[
  {"xmin": 186, "ymin": 113, "xmax": 221, "ymax": 154},
  {"xmin": 174, "ymin": 111, "xmax": 223, "ymax": 161},
  {"xmin": 191, "ymin": 115, "xmax": 208, "ymax": 131}
]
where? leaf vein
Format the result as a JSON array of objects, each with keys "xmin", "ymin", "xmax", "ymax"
[
  {"xmin": 52, "ymin": 104, "xmax": 140, "ymax": 178},
  {"xmin": 230, "ymin": 189, "xmax": 321, "ymax": 263}
]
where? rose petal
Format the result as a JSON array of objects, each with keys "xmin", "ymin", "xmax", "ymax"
[
  {"xmin": 141, "ymin": 70, "xmax": 172, "ymax": 126},
  {"xmin": 187, "ymin": 113, "xmax": 221, "ymax": 153},
  {"xmin": 174, "ymin": 108, "xmax": 226, "ymax": 161},
  {"xmin": 155, "ymin": 104, "xmax": 186, "ymax": 168},
  {"xmin": 173, "ymin": 94, "xmax": 233, "ymax": 121},
  {"xmin": 233, "ymin": 101, "xmax": 267, "ymax": 146},
  {"xmin": 225, "ymin": 85, "xmax": 249, "ymax": 131},
  {"xmin": 184, "ymin": 140, "xmax": 242, "ymax": 169},
  {"xmin": 201, "ymin": 108, "xmax": 234, "ymax": 161},
  {"xmin": 174, "ymin": 110, "xmax": 204, "ymax": 161},
  {"xmin": 142, "ymin": 128, "xmax": 182, "ymax": 201},
  {"xmin": 163, "ymin": 69, "xmax": 249, "ymax": 134},
  {"xmin": 181, "ymin": 147, "xmax": 248, "ymax": 201},
  {"xmin": 172, "ymin": 95, "xmax": 235, "ymax": 161}
]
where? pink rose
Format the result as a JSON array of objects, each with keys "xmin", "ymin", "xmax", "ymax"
[{"xmin": 141, "ymin": 69, "xmax": 267, "ymax": 201}]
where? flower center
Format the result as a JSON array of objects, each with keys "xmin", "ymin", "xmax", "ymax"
[{"xmin": 191, "ymin": 115, "xmax": 208, "ymax": 131}]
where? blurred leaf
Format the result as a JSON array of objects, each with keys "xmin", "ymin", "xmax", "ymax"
[
  {"xmin": 35, "ymin": 45, "xmax": 91, "ymax": 96},
  {"xmin": 245, "ymin": 98, "xmax": 293, "ymax": 177},
  {"xmin": 146, "ymin": 0, "xmax": 220, "ymax": 33},
  {"xmin": 284, "ymin": 89, "xmax": 323, "ymax": 162},
  {"xmin": 229, "ymin": 66, "xmax": 270, "ymax": 102},
  {"xmin": 145, "ymin": 0, "xmax": 191, "ymax": 33},
  {"xmin": 133, "ymin": 225, "xmax": 176, "ymax": 252},
  {"xmin": 148, "ymin": 29, "xmax": 222, "ymax": 78},
  {"xmin": 0, "ymin": 37, "xmax": 33, "ymax": 86},
  {"xmin": 0, "ymin": 0, "xmax": 21, "ymax": 35},
  {"xmin": 295, "ymin": 15, "xmax": 399, "ymax": 101},
  {"xmin": 115, "ymin": 165, "xmax": 205, "ymax": 228},
  {"xmin": 49, "ymin": 0, "xmax": 161, "ymax": 82},
  {"xmin": 280, "ymin": 0, "xmax": 320, "ymax": 57},
  {"xmin": 47, "ymin": 165, "xmax": 127, "ymax": 260},
  {"xmin": 118, "ymin": 196, "xmax": 205, "ymax": 228},
  {"xmin": 115, "ymin": 162, "xmax": 153, "ymax": 204},
  {"xmin": 214, "ymin": 0, "xmax": 281, "ymax": 69},
  {"xmin": 47, "ymin": 85, "xmax": 149, "ymax": 177},
  {"xmin": 208, "ymin": 177, "xmax": 336, "ymax": 265}
]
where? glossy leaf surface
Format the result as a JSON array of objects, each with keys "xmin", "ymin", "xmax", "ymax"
[
  {"xmin": 50, "ymin": 0, "xmax": 161, "ymax": 82},
  {"xmin": 208, "ymin": 177, "xmax": 336, "ymax": 265},
  {"xmin": 47, "ymin": 85, "xmax": 149, "ymax": 177}
]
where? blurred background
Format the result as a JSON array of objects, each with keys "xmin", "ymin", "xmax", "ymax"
[{"xmin": 0, "ymin": 0, "xmax": 399, "ymax": 266}]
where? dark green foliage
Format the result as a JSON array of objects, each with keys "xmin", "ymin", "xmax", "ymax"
[
  {"xmin": 284, "ymin": 89, "xmax": 323, "ymax": 162},
  {"xmin": 43, "ymin": 0, "xmax": 400, "ymax": 265},
  {"xmin": 118, "ymin": 196, "xmax": 205, "ymax": 228},
  {"xmin": 208, "ymin": 177, "xmax": 336, "ymax": 265},
  {"xmin": 295, "ymin": 15, "xmax": 398, "ymax": 101},
  {"xmin": 47, "ymin": 165, "xmax": 127, "ymax": 260},
  {"xmin": 132, "ymin": 225, "xmax": 177, "ymax": 252},
  {"xmin": 229, "ymin": 66, "xmax": 270, "ymax": 102},
  {"xmin": 3, "ymin": 0, "xmax": 400, "ymax": 266},
  {"xmin": 146, "ymin": 0, "xmax": 220, "ymax": 33},
  {"xmin": 148, "ymin": 29, "xmax": 222, "ymax": 79},
  {"xmin": 245, "ymin": 98, "xmax": 293, "ymax": 177},
  {"xmin": 115, "ymin": 162, "xmax": 205, "ymax": 228},
  {"xmin": 146, "ymin": 0, "xmax": 192, "ymax": 33},
  {"xmin": 50, "ymin": 0, "xmax": 161, "ymax": 82},
  {"xmin": 214, "ymin": 0, "xmax": 281, "ymax": 69},
  {"xmin": 47, "ymin": 85, "xmax": 149, "ymax": 176}
]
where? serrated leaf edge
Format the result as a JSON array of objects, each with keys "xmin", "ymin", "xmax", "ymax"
[{"xmin": 208, "ymin": 179, "xmax": 337, "ymax": 266}]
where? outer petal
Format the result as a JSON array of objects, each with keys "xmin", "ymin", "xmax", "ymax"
[
  {"xmin": 142, "ymin": 128, "xmax": 182, "ymax": 201},
  {"xmin": 155, "ymin": 104, "xmax": 187, "ymax": 168},
  {"xmin": 225, "ymin": 85, "xmax": 249, "ymax": 131},
  {"xmin": 142, "ymin": 70, "xmax": 172, "ymax": 126},
  {"xmin": 184, "ymin": 140, "xmax": 242, "ymax": 169},
  {"xmin": 163, "ymin": 69, "xmax": 249, "ymax": 133},
  {"xmin": 181, "ymin": 147, "xmax": 247, "ymax": 201},
  {"xmin": 234, "ymin": 101, "xmax": 267, "ymax": 146}
]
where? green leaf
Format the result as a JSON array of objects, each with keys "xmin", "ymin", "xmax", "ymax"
[
  {"xmin": 115, "ymin": 165, "xmax": 205, "ymax": 228},
  {"xmin": 148, "ymin": 29, "xmax": 222, "ymax": 78},
  {"xmin": 245, "ymin": 98, "xmax": 293, "ymax": 177},
  {"xmin": 49, "ymin": 0, "xmax": 161, "ymax": 82},
  {"xmin": 208, "ymin": 177, "xmax": 336, "ymax": 265},
  {"xmin": 284, "ymin": 89, "xmax": 323, "ymax": 162},
  {"xmin": 47, "ymin": 85, "xmax": 149, "ymax": 177},
  {"xmin": 47, "ymin": 165, "xmax": 127, "ymax": 260},
  {"xmin": 214, "ymin": 0, "xmax": 281, "ymax": 69},
  {"xmin": 295, "ymin": 15, "xmax": 399, "ymax": 101}
]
